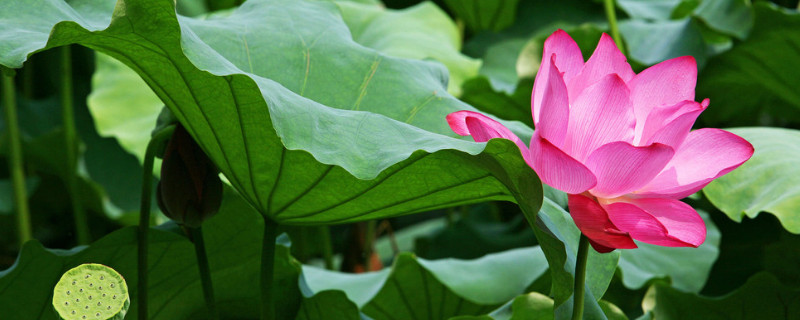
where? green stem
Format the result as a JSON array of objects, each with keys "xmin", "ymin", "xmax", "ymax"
[
  {"xmin": 603, "ymin": 0, "xmax": 626, "ymax": 56},
  {"xmin": 2, "ymin": 67, "xmax": 32, "ymax": 246},
  {"xmin": 138, "ymin": 125, "xmax": 175, "ymax": 320},
  {"xmin": 571, "ymin": 234, "xmax": 590, "ymax": 320},
  {"xmin": 61, "ymin": 46, "xmax": 90, "ymax": 245},
  {"xmin": 190, "ymin": 227, "xmax": 219, "ymax": 320},
  {"xmin": 261, "ymin": 216, "xmax": 278, "ymax": 320},
  {"xmin": 363, "ymin": 220, "xmax": 377, "ymax": 272},
  {"xmin": 319, "ymin": 226, "xmax": 334, "ymax": 270}
]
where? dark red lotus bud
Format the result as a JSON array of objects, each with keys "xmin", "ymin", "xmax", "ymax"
[{"xmin": 156, "ymin": 125, "xmax": 222, "ymax": 228}]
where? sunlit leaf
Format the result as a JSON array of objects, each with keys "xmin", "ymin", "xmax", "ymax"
[
  {"xmin": 336, "ymin": 1, "xmax": 481, "ymax": 96},
  {"xmin": 704, "ymin": 128, "xmax": 800, "ymax": 234},
  {"xmin": 302, "ymin": 246, "xmax": 549, "ymax": 315},
  {"xmin": 87, "ymin": 53, "xmax": 162, "ymax": 164}
]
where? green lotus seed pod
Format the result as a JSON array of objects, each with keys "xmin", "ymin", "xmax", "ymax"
[{"xmin": 52, "ymin": 263, "xmax": 129, "ymax": 320}]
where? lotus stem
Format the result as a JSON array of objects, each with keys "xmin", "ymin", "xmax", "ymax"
[
  {"xmin": 319, "ymin": 226, "xmax": 334, "ymax": 270},
  {"xmin": 189, "ymin": 226, "xmax": 219, "ymax": 320},
  {"xmin": 138, "ymin": 124, "xmax": 176, "ymax": 320},
  {"xmin": 571, "ymin": 234, "xmax": 589, "ymax": 320},
  {"xmin": 603, "ymin": 0, "xmax": 626, "ymax": 56},
  {"xmin": 1, "ymin": 66, "xmax": 32, "ymax": 246},
  {"xmin": 261, "ymin": 216, "xmax": 278, "ymax": 320},
  {"xmin": 61, "ymin": 45, "xmax": 91, "ymax": 245}
]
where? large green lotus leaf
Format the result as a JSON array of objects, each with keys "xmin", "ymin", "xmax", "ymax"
[
  {"xmin": 302, "ymin": 246, "xmax": 548, "ymax": 311},
  {"xmin": 335, "ymin": 1, "xmax": 481, "ymax": 96},
  {"xmin": 362, "ymin": 253, "xmax": 499, "ymax": 319},
  {"xmin": 643, "ymin": 273, "xmax": 800, "ymax": 319},
  {"xmin": 696, "ymin": 3, "xmax": 800, "ymax": 127},
  {"xmin": 617, "ymin": 210, "xmax": 721, "ymax": 292},
  {"xmin": 0, "ymin": 0, "xmax": 543, "ymax": 225},
  {"xmin": 704, "ymin": 128, "xmax": 800, "ymax": 234},
  {"xmin": 0, "ymin": 187, "xmax": 302, "ymax": 319}
]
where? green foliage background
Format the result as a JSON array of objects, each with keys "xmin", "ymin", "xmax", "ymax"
[{"xmin": 0, "ymin": 0, "xmax": 799, "ymax": 319}]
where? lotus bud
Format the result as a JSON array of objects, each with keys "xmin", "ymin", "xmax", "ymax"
[{"xmin": 156, "ymin": 124, "xmax": 222, "ymax": 228}]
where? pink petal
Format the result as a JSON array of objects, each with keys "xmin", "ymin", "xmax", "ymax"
[
  {"xmin": 603, "ymin": 197, "xmax": 706, "ymax": 247},
  {"xmin": 629, "ymin": 56, "xmax": 697, "ymax": 125},
  {"xmin": 447, "ymin": 111, "xmax": 531, "ymax": 163},
  {"xmin": 568, "ymin": 194, "xmax": 637, "ymax": 251},
  {"xmin": 567, "ymin": 33, "xmax": 635, "ymax": 102},
  {"xmin": 536, "ymin": 55, "xmax": 570, "ymax": 147},
  {"xmin": 586, "ymin": 142, "xmax": 674, "ymax": 198},
  {"xmin": 532, "ymin": 30, "xmax": 584, "ymax": 123},
  {"xmin": 636, "ymin": 128, "xmax": 754, "ymax": 199},
  {"xmin": 529, "ymin": 132, "xmax": 596, "ymax": 194},
  {"xmin": 563, "ymin": 74, "xmax": 636, "ymax": 161},
  {"xmin": 634, "ymin": 99, "xmax": 709, "ymax": 148}
]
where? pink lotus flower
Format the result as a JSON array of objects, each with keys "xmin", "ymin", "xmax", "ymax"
[{"xmin": 447, "ymin": 30, "xmax": 754, "ymax": 253}]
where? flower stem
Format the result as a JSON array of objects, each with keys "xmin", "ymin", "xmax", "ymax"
[
  {"xmin": 603, "ymin": 0, "xmax": 626, "ymax": 56},
  {"xmin": 319, "ymin": 226, "xmax": 334, "ymax": 270},
  {"xmin": 189, "ymin": 226, "xmax": 219, "ymax": 320},
  {"xmin": 261, "ymin": 216, "xmax": 278, "ymax": 320},
  {"xmin": 61, "ymin": 46, "xmax": 90, "ymax": 245},
  {"xmin": 1, "ymin": 67, "xmax": 32, "ymax": 246},
  {"xmin": 572, "ymin": 234, "xmax": 590, "ymax": 320},
  {"xmin": 138, "ymin": 125, "xmax": 175, "ymax": 320}
]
